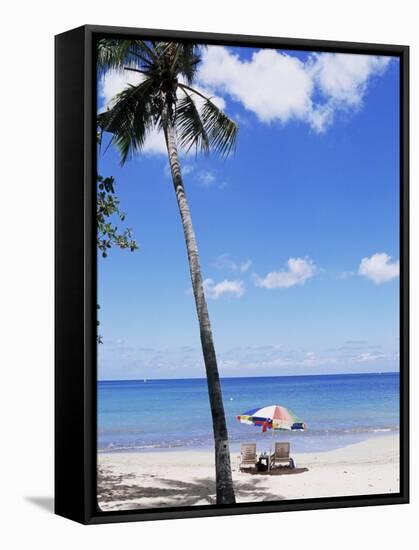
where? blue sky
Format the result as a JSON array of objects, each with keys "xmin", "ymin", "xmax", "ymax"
[{"xmin": 97, "ymin": 45, "xmax": 400, "ymax": 380}]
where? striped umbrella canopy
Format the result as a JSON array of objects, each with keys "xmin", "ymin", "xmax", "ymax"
[{"xmin": 237, "ymin": 404, "xmax": 306, "ymax": 432}]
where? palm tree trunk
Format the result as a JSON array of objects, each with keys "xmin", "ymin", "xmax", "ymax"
[{"xmin": 164, "ymin": 121, "xmax": 236, "ymax": 505}]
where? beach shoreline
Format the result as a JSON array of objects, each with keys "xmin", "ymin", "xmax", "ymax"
[{"xmin": 97, "ymin": 433, "xmax": 399, "ymax": 511}]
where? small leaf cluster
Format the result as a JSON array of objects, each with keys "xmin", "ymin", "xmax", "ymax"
[{"xmin": 97, "ymin": 174, "xmax": 139, "ymax": 257}]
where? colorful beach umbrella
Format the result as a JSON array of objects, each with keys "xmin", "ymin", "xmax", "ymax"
[{"xmin": 237, "ymin": 404, "xmax": 306, "ymax": 433}]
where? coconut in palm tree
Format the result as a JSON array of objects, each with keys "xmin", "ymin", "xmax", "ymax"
[{"xmin": 97, "ymin": 39, "xmax": 238, "ymax": 505}]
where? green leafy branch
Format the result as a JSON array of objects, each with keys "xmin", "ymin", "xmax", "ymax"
[{"xmin": 97, "ymin": 174, "xmax": 139, "ymax": 257}]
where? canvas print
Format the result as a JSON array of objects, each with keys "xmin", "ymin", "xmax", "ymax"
[{"xmin": 95, "ymin": 37, "xmax": 400, "ymax": 512}]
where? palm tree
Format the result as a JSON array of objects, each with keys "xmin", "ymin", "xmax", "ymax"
[{"xmin": 97, "ymin": 39, "xmax": 238, "ymax": 505}]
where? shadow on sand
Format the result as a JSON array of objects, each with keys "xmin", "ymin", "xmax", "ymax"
[{"xmin": 98, "ymin": 467, "xmax": 283, "ymax": 510}]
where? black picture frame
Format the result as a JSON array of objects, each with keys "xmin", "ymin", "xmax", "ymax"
[{"xmin": 55, "ymin": 24, "xmax": 409, "ymax": 525}]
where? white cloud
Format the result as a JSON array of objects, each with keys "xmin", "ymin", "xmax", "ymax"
[
  {"xmin": 99, "ymin": 340, "xmax": 398, "ymax": 380},
  {"xmin": 254, "ymin": 257, "xmax": 316, "ymax": 289},
  {"xmin": 182, "ymin": 164, "xmax": 195, "ymax": 176},
  {"xmin": 337, "ymin": 270, "xmax": 355, "ymax": 280},
  {"xmin": 99, "ymin": 69, "xmax": 144, "ymax": 108},
  {"xmin": 141, "ymin": 127, "xmax": 168, "ymax": 155},
  {"xmin": 187, "ymin": 84, "xmax": 226, "ymax": 111},
  {"xmin": 302, "ymin": 351, "xmax": 318, "ymax": 366},
  {"xmin": 239, "ymin": 259, "xmax": 252, "ymax": 272},
  {"xmin": 197, "ymin": 171, "xmax": 216, "ymax": 187},
  {"xmin": 164, "ymin": 163, "xmax": 195, "ymax": 178},
  {"xmin": 198, "ymin": 47, "xmax": 391, "ymax": 132},
  {"xmin": 203, "ymin": 278, "xmax": 245, "ymax": 299},
  {"xmin": 214, "ymin": 254, "xmax": 252, "ymax": 272},
  {"xmin": 358, "ymin": 351, "xmax": 385, "ymax": 363},
  {"xmin": 311, "ymin": 53, "xmax": 389, "ymax": 106},
  {"xmin": 308, "ymin": 53, "xmax": 390, "ymax": 130},
  {"xmin": 358, "ymin": 253, "xmax": 399, "ymax": 284},
  {"xmin": 219, "ymin": 346, "xmax": 338, "ymax": 372},
  {"xmin": 219, "ymin": 358, "xmax": 240, "ymax": 370},
  {"xmin": 196, "ymin": 170, "xmax": 227, "ymax": 189},
  {"xmin": 199, "ymin": 47, "xmax": 313, "ymax": 125}
]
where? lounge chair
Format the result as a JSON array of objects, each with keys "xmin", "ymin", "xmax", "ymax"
[
  {"xmin": 239, "ymin": 443, "xmax": 258, "ymax": 471},
  {"xmin": 270, "ymin": 442, "xmax": 293, "ymax": 469}
]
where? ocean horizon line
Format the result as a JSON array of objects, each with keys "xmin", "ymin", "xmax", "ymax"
[{"xmin": 98, "ymin": 371, "xmax": 399, "ymax": 383}]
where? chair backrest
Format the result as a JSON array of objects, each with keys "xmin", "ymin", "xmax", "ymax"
[
  {"xmin": 241, "ymin": 443, "xmax": 257, "ymax": 459},
  {"xmin": 274, "ymin": 442, "xmax": 290, "ymax": 458}
]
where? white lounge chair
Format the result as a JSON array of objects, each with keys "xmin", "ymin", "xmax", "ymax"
[
  {"xmin": 239, "ymin": 443, "xmax": 258, "ymax": 471},
  {"xmin": 270, "ymin": 442, "xmax": 293, "ymax": 469}
]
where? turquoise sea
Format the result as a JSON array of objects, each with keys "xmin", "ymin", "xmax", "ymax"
[{"xmin": 98, "ymin": 372, "xmax": 399, "ymax": 453}]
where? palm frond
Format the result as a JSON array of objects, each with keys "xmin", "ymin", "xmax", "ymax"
[
  {"xmin": 176, "ymin": 90, "xmax": 210, "ymax": 154},
  {"xmin": 133, "ymin": 40, "xmax": 158, "ymax": 64},
  {"xmin": 178, "ymin": 84, "xmax": 238, "ymax": 157},
  {"xmin": 201, "ymin": 98, "xmax": 238, "ymax": 157},
  {"xmin": 96, "ymin": 39, "xmax": 155, "ymax": 76},
  {"xmin": 174, "ymin": 43, "xmax": 202, "ymax": 85},
  {"xmin": 97, "ymin": 79, "xmax": 155, "ymax": 164}
]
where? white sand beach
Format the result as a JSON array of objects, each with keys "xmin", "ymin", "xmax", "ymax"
[{"xmin": 97, "ymin": 434, "xmax": 399, "ymax": 511}]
